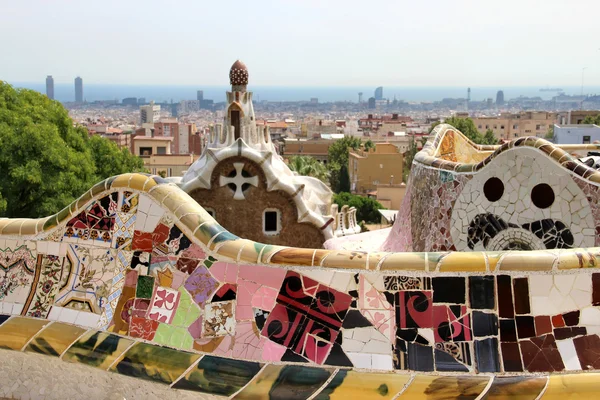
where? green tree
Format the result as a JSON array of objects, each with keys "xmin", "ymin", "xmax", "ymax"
[
  {"xmin": 339, "ymin": 164, "xmax": 351, "ymax": 192},
  {"xmin": 430, "ymin": 117, "xmax": 497, "ymax": 145},
  {"xmin": 481, "ymin": 129, "xmax": 498, "ymax": 145},
  {"xmin": 327, "ymin": 136, "xmax": 362, "ymax": 192},
  {"xmin": 403, "ymin": 136, "xmax": 419, "ymax": 182},
  {"xmin": 287, "ymin": 155, "xmax": 329, "ymax": 184},
  {"xmin": 0, "ymin": 81, "xmax": 144, "ymax": 218},
  {"xmin": 545, "ymin": 125, "xmax": 555, "ymax": 141},
  {"xmin": 333, "ymin": 192, "xmax": 384, "ymax": 224},
  {"xmin": 364, "ymin": 139, "xmax": 375, "ymax": 151},
  {"xmin": 88, "ymin": 135, "xmax": 145, "ymax": 182},
  {"xmin": 583, "ymin": 115, "xmax": 600, "ymax": 125}
]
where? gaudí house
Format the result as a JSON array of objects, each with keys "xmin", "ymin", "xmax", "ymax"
[{"xmin": 1, "ymin": 61, "xmax": 600, "ymax": 399}]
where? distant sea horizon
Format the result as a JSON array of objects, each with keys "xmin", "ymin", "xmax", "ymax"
[{"xmin": 8, "ymin": 82, "xmax": 600, "ymax": 104}]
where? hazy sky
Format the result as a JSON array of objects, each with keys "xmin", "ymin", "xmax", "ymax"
[{"xmin": 2, "ymin": 0, "xmax": 600, "ymax": 87}]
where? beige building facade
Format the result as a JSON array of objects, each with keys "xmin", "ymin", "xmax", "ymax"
[
  {"xmin": 349, "ymin": 143, "xmax": 403, "ymax": 194},
  {"xmin": 143, "ymin": 154, "xmax": 199, "ymax": 178},
  {"xmin": 470, "ymin": 112, "xmax": 557, "ymax": 140},
  {"xmin": 375, "ymin": 183, "xmax": 407, "ymax": 210}
]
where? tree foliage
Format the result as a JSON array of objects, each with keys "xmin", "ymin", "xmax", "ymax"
[
  {"xmin": 333, "ymin": 192, "xmax": 384, "ymax": 224},
  {"xmin": 327, "ymin": 136, "xmax": 362, "ymax": 193},
  {"xmin": 583, "ymin": 114, "xmax": 600, "ymax": 125},
  {"xmin": 339, "ymin": 164, "xmax": 351, "ymax": 193},
  {"xmin": 287, "ymin": 155, "xmax": 329, "ymax": 184},
  {"xmin": 364, "ymin": 139, "xmax": 375, "ymax": 151},
  {"xmin": 0, "ymin": 81, "xmax": 144, "ymax": 218},
  {"xmin": 545, "ymin": 125, "xmax": 555, "ymax": 141},
  {"xmin": 430, "ymin": 116, "xmax": 498, "ymax": 145}
]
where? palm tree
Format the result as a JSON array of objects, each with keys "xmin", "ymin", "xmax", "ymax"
[{"xmin": 287, "ymin": 156, "xmax": 330, "ymax": 184}]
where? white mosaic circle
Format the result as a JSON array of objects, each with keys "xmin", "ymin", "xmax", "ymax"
[{"xmin": 450, "ymin": 147, "xmax": 595, "ymax": 251}]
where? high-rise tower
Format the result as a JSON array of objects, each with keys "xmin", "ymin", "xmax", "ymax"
[
  {"xmin": 358, "ymin": 92, "xmax": 363, "ymax": 103},
  {"xmin": 75, "ymin": 76, "xmax": 83, "ymax": 103},
  {"xmin": 46, "ymin": 76, "xmax": 54, "ymax": 100},
  {"xmin": 375, "ymin": 86, "xmax": 383, "ymax": 101},
  {"xmin": 496, "ymin": 90, "xmax": 505, "ymax": 106}
]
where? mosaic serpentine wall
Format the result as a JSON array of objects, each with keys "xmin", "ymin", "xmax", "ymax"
[
  {"xmin": 382, "ymin": 125, "xmax": 600, "ymax": 253},
  {"xmin": 2, "ymin": 173, "xmax": 600, "ymax": 398}
]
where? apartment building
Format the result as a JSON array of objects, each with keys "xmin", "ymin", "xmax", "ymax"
[
  {"xmin": 470, "ymin": 112, "xmax": 557, "ymax": 140},
  {"xmin": 349, "ymin": 143, "xmax": 403, "ymax": 194}
]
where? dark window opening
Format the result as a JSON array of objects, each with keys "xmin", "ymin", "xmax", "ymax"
[
  {"xmin": 140, "ymin": 147, "xmax": 152, "ymax": 156},
  {"xmin": 484, "ymin": 177, "xmax": 504, "ymax": 202},
  {"xmin": 231, "ymin": 110, "xmax": 241, "ymax": 140},
  {"xmin": 264, "ymin": 211, "xmax": 278, "ymax": 233},
  {"xmin": 583, "ymin": 136, "xmax": 591, "ymax": 144}
]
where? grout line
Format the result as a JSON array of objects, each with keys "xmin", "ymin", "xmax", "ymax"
[
  {"xmin": 307, "ymin": 368, "xmax": 339, "ymax": 400},
  {"xmin": 391, "ymin": 374, "xmax": 415, "ymax": 400},
  {"xmin": 169, "ymin": 355, "xmax": 204, "ymax": 388},
  {"xmin": 227, "ymin": 362, "xmax": 270, "ymax": 399},
  {"xmin": 534, "ymin": 375, "xmax": 550, "ymax": 400},
  {"xmin": 474, "ymin": 375, "xmax": 494, "ymax": 400}
]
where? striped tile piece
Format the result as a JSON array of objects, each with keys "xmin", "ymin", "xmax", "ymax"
[
  {"xmin": 399, "ymin": 375, "xmax": 490, "ymax": 399},
  {"xmin": 172, "ymin": 356, "xmax": 262, "ymax": 396},
  {"xmin": 109, "ymin": 342, "xmax": 201, "ymax": 385},
  {"xmin": 541, "ymin": 373, "xmax": 600, "ymax": 399},
  {"xmin": 234, "ymin": 365, "xmax": 333, "ymax": 400},
  {"xmin": 313, "ymin": 370, "xmax": 410, "ymax": 400},
  {"xmin": 25, "ymin": 322, "xmax": 86, "ymax": 357},
  {"xmin": 483, "ymin": 376, "xmax": 547, "ymax": 399},
  {"xmin": 62, "ymin": 330, "xmax": 134, "ymax": 370},
  {"xmin": 0, "ymin": 317, "xmax": 49, "ymax": 350}
]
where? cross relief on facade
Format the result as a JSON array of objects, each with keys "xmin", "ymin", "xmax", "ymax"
[{"xmin": 219, "ymin": 162, "xmax": 258, "ymax": 200}]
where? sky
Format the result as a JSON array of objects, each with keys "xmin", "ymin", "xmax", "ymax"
[{"xmin": 2, "ymin": 0, "xmax": 600, "ymax": 87}]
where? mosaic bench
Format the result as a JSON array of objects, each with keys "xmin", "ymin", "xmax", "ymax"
[{"xmin": 1, "ymin": 125, "xmax": 600, "ymax": 397}]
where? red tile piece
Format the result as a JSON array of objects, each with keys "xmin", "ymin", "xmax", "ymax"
[
  {"xmin": 534, "ymin": 316, "xmax": 552, "ymax": 336},
  {"xmin": 552, "ymin": 314, "xmax": 565, "ymax": 328},
  {"xmin": 132, "ymin": 231, "xmax": 153, "ymax": 252}
]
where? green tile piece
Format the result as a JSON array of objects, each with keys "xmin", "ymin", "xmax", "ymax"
[
  {"xmin": 153, "ymin": 324, "xmax": 193, "ymax": 349},
  {"xmin": 171, "ymin": 287, "xmax": 201, "ymax": 327},
  {"xmin": 136, "ymin": 275, "xmax": 155, "ymax": 299},
  {"xmin": 172, "ymin": 356, "xmax": 262, "ymax": 396},
  {"xmin": 110, "ymin": 342, "xmax": 200, "ymax": 385}
]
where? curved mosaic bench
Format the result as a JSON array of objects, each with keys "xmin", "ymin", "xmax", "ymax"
[{"xmin": 1, "ymin": 169, "xmax": 600, "ymax": 398}]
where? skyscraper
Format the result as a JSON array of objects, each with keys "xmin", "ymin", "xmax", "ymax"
[
  {"xmin": 374, "ymin": 86, "xmax": 383, "ymax": 101},
  {"xmin": 368, "ymin": 97, "xmax": 376, "ymax": 109},
  {"xmin": 197, "ymin": 90, "xmax": 204, "ymax": 101},
  {"xmin": 358, "ymin": 92, "xmax": 363, "ymax": 103},
  {"xmin": 496, "ymin": 90, "xmax": 505, "ymax": 106},
  {"xmin": 46, "ymin": 76, "xmax": 54, "ymax": 100},
  {"xmin": 75, "ymin": 76, "xmax": 83, "ymax": 103}
]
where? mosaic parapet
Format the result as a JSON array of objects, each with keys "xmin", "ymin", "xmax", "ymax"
[
  {"xmin": 1, "ymin": 315, "xmax": 600, "ymax": 399},
  {"xmin": 2, "ymin": 172, "xmax": 600, "ymax": 397},
  {"xmin": 382, "ymin": 124, "xmax": 600, "ymax": 253}
]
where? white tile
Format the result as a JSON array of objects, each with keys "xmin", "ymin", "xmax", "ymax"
[
  {"xmin": 11, "ymin": 303, "xmax": 23, "ymax": 315},
  {"xmin": 554, "ymin": 275, "xmax": 575, "ymax": 295},
  {"xmin": 530, "ymin": 275, "xmax": 552, "ymax": 296},
  {"xmin": 138, "ymin": 194, "xmax": 152, "ymax": 214},
  {"xmin": 580, "ymin": 307, "xmax": 600, "ymax": 326},
  {"xmin": 143, "ymin": 214, "xmax": 161, "ymax": 232},
  {"xmin": 371, "ymin": 354, "xmax": 393, "ymax": 370},
  {"xmin": 47, "ymin": 241, "xmax": 60, "ymax": 257},
  {"xmin": 75, "ymin": 312, "xmax": 101, "ymax": 328},
  {"xmin": 301, "ymin": 270, "xmax": 334, "ymax": 286},
  {"xmin": 418, "ymin": 328, "xmax": 435, "ymax": 344},
  {"xmin": 134, "ymin": 212, "xmax": 147, "ymax": 231},
  {"xmin": 557, "ymin": 339, "xmax": 582, "ymax": 370},
  {"xmin": 47, "ymin": 307, "xmax": 62, "ymax": 321},
  {"xmin": 1, "ymin": 302, "xmax": 14, "ymax": 314},
  {"xmin": 148, "ymin": 201, "xmax": 165, "ymax": 218},
  {"xmin": 347, "ymin": 352, "xmax": 371, "ymax": 369},
  {"xmin": 59, "ymin": 308, "xmax": 79, "ymax": 324}
]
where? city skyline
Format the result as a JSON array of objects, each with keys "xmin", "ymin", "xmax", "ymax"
[{"xmin": 2, "ymin": 0, "xmax": 600, "ymax": 87}]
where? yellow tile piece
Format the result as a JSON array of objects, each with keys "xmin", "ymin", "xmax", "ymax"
[
  {"xmin": 214, "ymin": 238, "xmax": 248, "ymax": 261},
  {"xmin": 541, "ymin": 373, "xmax": 600, "ymax": 399},
  {"xmin": 400, "ymin": 375, "xmax": 490, "ymax": 399},
  {"xmin": 269, "ymin": 247, "xmax": 316, "ymax": 266},
  {"xmin": 125, "ymin": 173, "xmax": 148, "ymax": 191},
  {"xmin": 484, "ymin": 376, "xmax": 547, "ymax": 400},
  {"xmin": 233, "ymin": 365, "xmax": 284, "ymax": 399},
  {"xmin": 437, "ymin": 252, "xmax": 487, "ymax": 272},
  {"xmin": 25, "ymin": 322, "xmax": 87, "ymax": 357},
  {"xmin": 321, "ymin": 251, "xmax": 368, "ymax": 269},
  {"xmin": 20, "ymin": 220, "xmax": 39, "ymax": 236},
  {"xmin": 557, "ymin": 249, "xmax": 600, "ymax": 270},
  {"xmin": 179, "ymin": 212, "xmax": 207, "ymax": 231},
  {"xmin": 316, "ymin": 370, "xmax": 410, "ymax": 400},
  {"xmin": 62, "ymin": 330, "xmax": 134, "ymax": 370},
  {"xmin": 109, "ymin": 173, "xmax": 133, "ymax": 190},
  {"xmin": 1, "ymin": 219, "xmax": 25, "ymax": 235},
  {"xmin": 378, "ymin": 252, "xmax": 427, "ymax": 271},
  {"xmin": 0, "ymin": 317, "xmax": 50, "ymax": 350},
  {"xmin": 497, "ymin": 251, "xmax": 556, "ymax": 271},
  {"xmin": 367, "ymin": 252, "xmax": 387, "ymax": 270}
]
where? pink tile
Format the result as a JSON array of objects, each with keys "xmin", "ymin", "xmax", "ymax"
[
  {"xmin": 125, "ymin": 269, "xmax": 139, "ymax": 287},
  {"xmin": 232, "ymin": 321, "xmax": 263, "ymax": 360},
  {"xmin": 237, "ymin": 280, "xmax": 260, "ymax": 321},
  {"xmin": 238, "ymin": 264, "xmax": 286, "ymax": 288},
  {"xmin": 181, "ymin": 243, "xmax": 206, "ymax": 260},
  {"xmin": 187, "ymin": 316, "xmax": 203, "ymax": 339},
  {"xmin": 210, "ymin": 262, "xmax": 238, "ymax": 283},
  {"xmin": 212, "ymin": 335, "xmax": 233, "ymax": 357},
  {"xmin": 251, "ymin": 286, "xmax": 278, "ymax": 311},
  {"xmin": 262, "ymin": 340, "xmax": 287, "ymax": 361},
  {"xmin": 363, "ymin": 309, "xmax": 395, "ymax": 342},
  {"xmin": 171, "ymin": 269, "xmax": 187, "ymax": 289}
]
